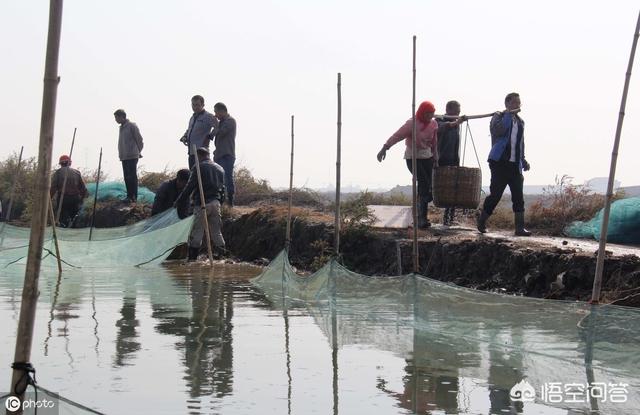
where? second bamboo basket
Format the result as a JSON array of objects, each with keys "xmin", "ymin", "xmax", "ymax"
[{"xmin": 432, "ymin": 166, "xmax": 482, "ymax": 209}]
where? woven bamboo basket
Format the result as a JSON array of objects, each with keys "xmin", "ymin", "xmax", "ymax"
[{"xmin": 432, "ymin": 166, "xmax": 482, "ymax": 209}]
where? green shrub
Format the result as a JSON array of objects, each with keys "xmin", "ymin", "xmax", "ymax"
[
  {"xmin": 139, "ymin": 167, "xmax": 174, "ymax": 192},
  {"xmin": 0, "ymin": 152, "xmax": 38, "ymax": 222}
]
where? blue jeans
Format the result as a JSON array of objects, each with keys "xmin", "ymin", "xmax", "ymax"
[{"xmin": 215, "ymin": 155, "xmax": 235, "ymax": 202}]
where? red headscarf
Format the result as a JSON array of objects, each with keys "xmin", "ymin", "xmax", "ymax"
[{"xmin": 415, "ymin": 101, "xmax": 436, "ymax": 130}]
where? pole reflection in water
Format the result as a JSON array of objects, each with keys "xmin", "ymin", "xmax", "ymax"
[{"xmin": 0, "ymin": 260, "xmax": 639, "ymax": 414}]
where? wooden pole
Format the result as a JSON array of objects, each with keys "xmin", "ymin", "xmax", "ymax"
[
  {"xmin": 411, "ymin": 35, "xmax": 419, "ymax": 273},
  {"xmin": 88, "ymin": 147, "xmax": 102, "ymax": 241},
  {"xmin": 438, "ymin": 108, "xmax": 520, "ymax": 121},
  {"xmin": 592, "ymin": 10, "xmax": 640, "ymax": 303},
  {"xmin": 4, "ymin": 146, "xmax": 24, "ymax": 223},
  {"xmin": 9, "ymin": 0, "xmax": 64, "ymax": 409},
  {"xmin": 191, "ymin": 144, "xmax": 214, "ymax": 266},
  {"xmin": 55, "ymin": 126, "xmax": 77, "ymax": 222},
  {"xmin": 335, "ymin": 73, "xmax": 342, "ymax": 256},
  {"xmin": 285, "ymin": 115, "xmax": 295, "ymax": 250},
  {"xmin": 48, "ymin": 198, "xmax": 62, "ymax": 274}
]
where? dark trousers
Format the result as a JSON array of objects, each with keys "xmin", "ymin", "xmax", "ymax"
[
  {"xmin": 188, "ymin": 154, "xmax": 196, "ymax": 170},
  {"xmin": 405, "ymin": 158, "xmax": 434, "ymax": 204},
  {"xmin": 215, "ymin": 155, "xmax": 235, "ymax": 203},
  {"xmin": 57, "ymin": 195, "xmax": 82, "ymax": 228},
  {"xmin": 483, "ymin": 160, "xmax": 524, "ymax": 215},
  {"xmin": 121, "ymin": 159, "xmax": 139, "ymax": 202}
]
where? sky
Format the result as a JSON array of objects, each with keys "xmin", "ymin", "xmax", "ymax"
[{"xmin": 1, "ymin": 0, "xmax": 639, "ymax": 191}]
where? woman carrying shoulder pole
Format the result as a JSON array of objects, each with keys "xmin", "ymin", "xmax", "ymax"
[{"xmin": 377, "ymin": 101, "xmax": 439, "ymax": 229}]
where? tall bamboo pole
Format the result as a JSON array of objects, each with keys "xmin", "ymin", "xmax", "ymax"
[
  {"xmin": 591, "ymin": 11, "xmax": 640, "ymax": 304},
  {"xmin": 285, "ymin": 115, "xmax": 295, "ymax": 250},
  {"xmin": 335, "ymin": 73, "xmax": 342, "ymax": 256},
  {"xmin": 88, "ymin": 148, "xmax": 102, "ymax": 241},
  {"xmin": 9, "ymin": 0, "xmax": 64, "ymax": 409},
  {"xmin": 4, "ymin": 146, "xmax": 24, "ymax": 223},
  {"xmin": 411, "ymin": 36, "xmax": 419, "ymax": 273},
  {"xmin": 191, "ymin": 144, "xmax": 214, "ymax": 266},
  {"xmin": 55, "ymin": 127, "xmax": 77, "ymax": 222},
  {"xmin": 48, "ymin": 198, "xmax": 62, "ymax": 274}
]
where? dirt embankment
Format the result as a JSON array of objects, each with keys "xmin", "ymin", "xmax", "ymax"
[{"xmin": 222, "ymin": 207, "xmax": 640, "ymax": 307}]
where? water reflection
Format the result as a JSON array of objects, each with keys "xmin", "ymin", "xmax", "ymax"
[{"xmin": 0, "ymin": 262, "xmax": 638, "ymax": 414}]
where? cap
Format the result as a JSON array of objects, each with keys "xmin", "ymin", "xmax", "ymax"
[
  {"xmin": 196, "ymin": 147, "xmax": 210, "ymax": 154},
  {"xmin": 59, "ymin": 155, "xmax": 71, "ymax": 164}
]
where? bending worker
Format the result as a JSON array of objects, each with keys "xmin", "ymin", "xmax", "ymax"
[
  {"xmin": 377, "ymin": 101, "xmax": 439, "ymax": 229},
  {"xmin": 151, "ymin": 168, "xmax": 191, "ymax": 218},
  {"xmin": 175, "ymin": 147, "xmax": 226, "ymax": 261},
  {"xmin": 50, "ymin": 155, "xmax": 88, "ymax": 228}
]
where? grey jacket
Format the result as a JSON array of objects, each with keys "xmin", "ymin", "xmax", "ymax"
[
  {"xmin": 118, "ymin": 120, "xmax": 144, "ymax": 161},
  {"xmin": 213, "ymin": 115, "xmax": 236, "ymax": 160},
  {"xmin": 182, "ymin": 110, "xmax": 218, "ymax": 155}
]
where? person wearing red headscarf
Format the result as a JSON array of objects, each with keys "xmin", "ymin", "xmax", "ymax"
[{"xmin": 377, "ymin": 101, "xmax": 439, "ymax": 228}]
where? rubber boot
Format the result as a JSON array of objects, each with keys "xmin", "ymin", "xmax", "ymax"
[
  {"xmin": 477, "ymin": 209, "xmax": 490, "ymax": 234},
  {"xmin": 188, "ymin": 246, "xmax": 200, "ymax": 261},
  {"xmin": 514, "ymin": 212, "xmax": 532, "ymax": 236}
]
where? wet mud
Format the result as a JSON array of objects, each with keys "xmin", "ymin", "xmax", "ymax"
[{"xmin": 222, "ymin": 208, "xmax": 640, "ymax": 307}]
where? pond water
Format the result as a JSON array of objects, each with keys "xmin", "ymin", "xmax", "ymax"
[{"xmin": 1, "ymin": 262, "xmax": 638, "ymax": 414}]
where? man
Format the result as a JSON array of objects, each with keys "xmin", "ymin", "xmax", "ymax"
[
  {"xmin": 436, "ymin": 100, "xmax": 467, "ymax": 226},
  {"xmin": 114, "ymin": 109, "xmax": 144, "ymax": 203},
  {"xmin": 50, "ymin": 155, "xmax": 88, "ymax": 227},
  {"xmin": 151, "ymin": 169, "xmax": 190, "ymax": 217},
  {"xmin": 477, "ymin": 92, "xmax": 531, "ymax": 236},
  {"xmin": 175, "ymin": 147, "xmax": 226, "ymax": 261},
  {"xmin": 180, "ymin": 95, "xmax": 218, "ymax": 169},
  {"xmin": 213, "ymin": 102, "xmax": 237, "ymax": 206}
]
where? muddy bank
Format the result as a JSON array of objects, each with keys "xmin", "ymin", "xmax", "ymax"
[{"xmin": 222, "ymin": 208, "xmax": 640, "ymax": 307}]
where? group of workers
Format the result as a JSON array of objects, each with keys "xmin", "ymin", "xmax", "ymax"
[
  {"xmin": 378, "ymin": 92, "xmax": 531, "ymax": 236},
  {"xmin": 48, "ymin": 91, "xmax": 530, "ymax": 263},
  {"xmin": 50, "ymin": 95, "xmax": 237, "ymax": 259}
]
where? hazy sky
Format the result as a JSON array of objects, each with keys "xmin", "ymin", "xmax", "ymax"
[{"xmin": 1, "ymin": 1, "xmax": 638, "ymax": 190}]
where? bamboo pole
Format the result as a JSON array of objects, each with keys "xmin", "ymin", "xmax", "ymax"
[
  {"xmin": 437, "ymin": 108, "xmax": 520, "ymax": 121},
  {"xmin": 48, "ymin": 198, "xmax": 62, "ymax": 274},
  {"xmin": 4, "ymin": 146, "xmax": 24, "ymax": 223},
  {"xmin": 191, "ymin": 144, "xmax": 214, "ymax": 265},
  {"xmin": 335, "ymin": 73, "xmax": 342, "ymax": 256},
  {"xmin": 592, "ymin": 10, "xmax": 640, "ymax": 304},
  {"xmin": 55, "ymin": 127, "xmax": 77, "ymax": 222},
  {"xmin": 9, "ymin": 0, "xmax": 64, "ymax": 409},
  {"xmin": 285, "ymin": 115, "xmax": 295, "ymax": 250},
  {"xmin": 88, "ymin": 147, "xmax": 102, "ymax": 241},
  {"xmin": 411, "ymin": 36, "xmax": 419, "ymax": 273}
]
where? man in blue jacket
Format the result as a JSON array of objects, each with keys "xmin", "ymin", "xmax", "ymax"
[{"xmin": 477, "ymin": 92, "xmax": 531, "ymax": 236}]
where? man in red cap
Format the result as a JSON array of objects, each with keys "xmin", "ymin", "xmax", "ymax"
[
  {"xmin": 50, "ymin": 155, "xmax": 88, "ymax": 227},
  {"xmin": 377, "ymin": 101, "xmax": 439, "ymax": 228}
]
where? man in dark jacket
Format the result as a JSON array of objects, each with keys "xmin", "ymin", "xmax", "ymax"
[
  {"xmin": 436, "ymin": 100, "xmax": 466, "ymax": 226},
  {"xmin": 175, "ymin": 147, "xmax": 226, "ymax": 260},
  {"xmin": 213, "ymin": 102, "xmax": 237, "ymax": 207},
  {"xmin": 50, "ymin": 155, "xmax": 88, "ymax": 227},
  {"xmin": 151, "ymin": 169, "xmax": 190, "ymax": 217},
  {"xmin": 477, "ymin": 92, "xmax": 531, "ymax": 236}
]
